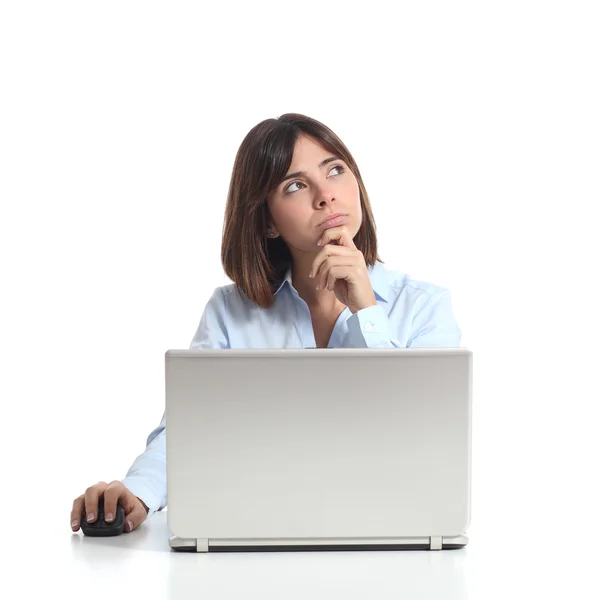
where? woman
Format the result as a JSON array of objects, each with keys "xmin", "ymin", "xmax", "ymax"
[{"xmin": 70, "ymin": 113, "xmax": 462, "ymax": 534}]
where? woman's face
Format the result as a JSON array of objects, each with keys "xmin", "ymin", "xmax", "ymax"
[{"xmin": 266, "ymin": 134, "xmax": 362, "ymax": 252}]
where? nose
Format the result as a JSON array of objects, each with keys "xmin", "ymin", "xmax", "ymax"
[{"xmin": 314, "ymin": 184, "xmax": 335, "ymax": 208}]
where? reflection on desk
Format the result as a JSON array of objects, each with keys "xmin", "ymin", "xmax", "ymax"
[{"xmin": 68, "ymin": 511, "xmax": 468, "ymax": 599}]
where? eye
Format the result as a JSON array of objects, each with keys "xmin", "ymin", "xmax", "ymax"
[
  {"xmin": 285, "ymin": 180, "xmax": 306, "ymax": 194},
  {"xmin": 283, "ymin": 164, "xmax": 345, "ymax": 194}
]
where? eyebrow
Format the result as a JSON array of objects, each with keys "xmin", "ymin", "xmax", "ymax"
[{"xmin": 281, "ymin": 156, "xmax": 342, "ymax": 184}]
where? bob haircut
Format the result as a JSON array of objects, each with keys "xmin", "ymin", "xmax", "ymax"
[{"xmin": 221, "ymin": 113, "xmax": 383, "ymax": 309}]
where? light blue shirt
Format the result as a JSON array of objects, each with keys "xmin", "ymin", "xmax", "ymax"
[{"xmin": 121, "ymin": 260, "xmax": 462, "ymax": 516}]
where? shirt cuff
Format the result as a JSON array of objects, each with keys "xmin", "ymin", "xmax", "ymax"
[
  {"xmin": 120, "ymin": 477, "xmax": 164, "ymax": 519},
  {"xmin": 342, "ymin": 303, "xmax": 398, "ymax": 348}
]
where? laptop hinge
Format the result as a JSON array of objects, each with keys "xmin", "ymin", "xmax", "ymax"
[
  {"xmin": 196, "ymin": 538, "xmax": 209, "ymax": 552},
  {"xmin": 430, "ymin": 536, "xmax": 443, "ymax": 550}
]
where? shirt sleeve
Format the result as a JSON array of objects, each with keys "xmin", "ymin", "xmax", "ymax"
[
  {"xmin": 407, "ymin": 290, "xmax": 462, "ymax": 348},
  {"xmin": 342, "ymin": 290, "xmax": 462, "ymax": 349},
  {"xmin": 121, "ymin": 287, "xmax": 230, "ymax": 518},
  {"xmin": 120, "ymin": 414, "xmax": 167, "ymax": 519},
  {"xmin": 342, "ymin": 303, "xmax": 404, "ymax": 348}
]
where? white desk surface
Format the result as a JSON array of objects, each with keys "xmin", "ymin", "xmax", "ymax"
[{"xmin": 7, "ymin": 511, "xmax": 598, "ymax": 599}]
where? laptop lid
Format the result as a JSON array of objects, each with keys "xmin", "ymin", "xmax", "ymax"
[{"xmin": 165, "ymin": 348, "xmax": 472, "ymax": 551}]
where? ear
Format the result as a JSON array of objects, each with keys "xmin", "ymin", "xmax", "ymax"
[{"xmin": 265, "ymin": 204, "xmax": 280, "ymax": 238}]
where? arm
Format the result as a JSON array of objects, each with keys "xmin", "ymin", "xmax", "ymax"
[
  {"xmin": 120, "ymin": 415, "xmax": 167, "ymax": 519},
  {"xmin": 342, "ymin": 290, "xmax": 462, "ymax": 349},
  {"xmin": 120, "ymin": 287, "xmax": 230, "ymax": 518}
]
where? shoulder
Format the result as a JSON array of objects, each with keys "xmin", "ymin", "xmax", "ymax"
[
  {"xmin": 190, "ymin": 283, "xmax": 254, "ymax": 349},
  {"xmin": 204, "ymin": 282, "xmax": 260, "ymax": 315}
]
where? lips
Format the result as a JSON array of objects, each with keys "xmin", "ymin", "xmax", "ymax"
[{"xmin": 318, "ymin": 213, "xmax": 349, "ymax": 229}]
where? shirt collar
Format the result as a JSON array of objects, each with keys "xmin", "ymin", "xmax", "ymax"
[{"xmin": 272, "ymin": 260, "xmax": 390, "ymax": 303}]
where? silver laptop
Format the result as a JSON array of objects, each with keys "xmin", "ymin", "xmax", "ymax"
[{"xmin": 165, "ymin": 348, "xmax": 472, "ymax": 552}]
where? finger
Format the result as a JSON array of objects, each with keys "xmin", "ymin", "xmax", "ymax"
[
  {"xmin": 318, "ymin": 225, "xmax": 356, "ymax": 249},
  {"xmin": 326, "ymin": 265, "xmax": 357, "ymax": 291},
  {"xmin": 124, "ymin": 500, "xmax": 149, "ymax": 533},
  {"xmin": 71, "ymin": 495, "xmax": 85, "ymax": 531},
  {"xmin": 310, "ymin": 244, "xmax": 353, "ymax": 280},
  {"xmin": 102, "ymin": 481, "xmax": 127, "ymax": 523},
  {"xmin": 83, "ymin": 481, "xmax": 106, "ymax": 524},
  {"xmin": 318, "ymin": 256, "xmax": 354, "ymax": 291},
  {"xmin": 317, "ymin": 255, "xmax": 334, "ymax": 291}
]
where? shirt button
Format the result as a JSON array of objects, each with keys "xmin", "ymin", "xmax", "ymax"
[{"xmin": 364, "ymin": 321, "xmax": 373, "ymax": 331}]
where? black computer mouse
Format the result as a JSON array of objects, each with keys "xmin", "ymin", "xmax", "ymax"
[{"xmin": 80, "ymin": 496, "xmax": 126, "ymax": 537}]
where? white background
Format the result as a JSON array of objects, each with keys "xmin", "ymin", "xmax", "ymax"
[{"xmin": 1, "ymin": 1, "xmax": 599, "ymax": 598}]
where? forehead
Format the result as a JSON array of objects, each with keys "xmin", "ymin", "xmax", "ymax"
[{"xmin": 289, "ymin": 134, "xmax": 331, "ymax": 166}]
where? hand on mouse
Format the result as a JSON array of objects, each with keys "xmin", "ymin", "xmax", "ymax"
[{"xmin": 70, "ymin": 480, "xmax": 149, "ymax": 534}]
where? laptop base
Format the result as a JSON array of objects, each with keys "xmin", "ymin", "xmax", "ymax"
[{"xmin": 169, "ymin": 534, "xmax": 468, "ymax": 552}]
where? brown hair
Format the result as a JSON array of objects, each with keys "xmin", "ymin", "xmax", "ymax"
[{"xmin": 221, "ymin": 113, "xmax": 383, "ymax": 308}]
